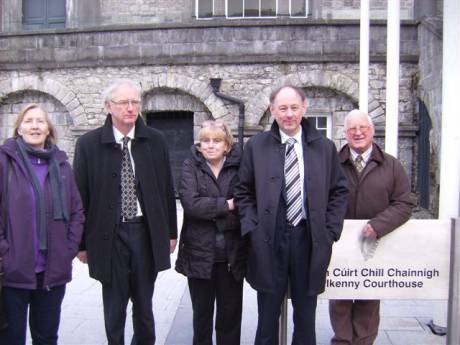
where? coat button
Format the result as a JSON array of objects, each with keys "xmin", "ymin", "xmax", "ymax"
[
  {"xmin": 112, "ymin": 172, "xmax": 117, "ymax": 178},
  {"xmin": 265, "ymin": 209, "xmax": 270, "ymax": 214}
]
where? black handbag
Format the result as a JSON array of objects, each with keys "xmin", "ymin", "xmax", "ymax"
[{"xmin": 0, "ymin": 157, "xmax": 11, "ymax": 330}]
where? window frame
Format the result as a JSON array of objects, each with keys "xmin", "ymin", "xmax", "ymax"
[
  {"xmin": 196, "ymin": 0, "xmax": 215, "ymax": 19},
  {"xmin": 306, "ymin": 112, "xmax": 332, "ymax": 138},
  {"xmin": 22, "ymin": 0, "xmax": 66, "ymax": 30},
  {"xmin": 225, "ymin": 0, "xmax": 278, "ymax": 19},
  {"xmin": 289, "ymin": 0, "xmax": 309, "ymax": 18}
]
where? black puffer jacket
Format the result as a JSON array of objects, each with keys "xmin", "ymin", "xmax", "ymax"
[{"xmin": 175, "ymin": 144, "xmax": 248, "ymax": 280}]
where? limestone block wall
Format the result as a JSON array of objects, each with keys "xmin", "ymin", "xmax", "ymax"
[
  {"xmin": 100, "ymin": 0, "xmax": 192, "ymax": 25},
  {"xmin": 1, "ymin": 0, "xmax": 417, "ymax": 32},
  {"xmin": 0, "ymin": 62, "xmax": 418, "ymax": 174},
  {"xmin": 321, "ymin": 0, "xmax": 414, "ymax": 20}
]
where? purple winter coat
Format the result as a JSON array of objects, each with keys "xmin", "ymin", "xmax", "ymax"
[{"xmin": 0, "ymin": 138, "xmax": 85, "ymax": 289}]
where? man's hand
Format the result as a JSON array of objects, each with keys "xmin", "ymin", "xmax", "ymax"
[
  {"xmin": 362, "ymin": 223, "xmax": 377, "ymax": 239},
  {"xmin": 77, "ymin": 250, "xmax": 88, "ymax": 264},
  {"xmin": 170, "ymin": 239, "xmax": 177, "ymax": 253},
  {"xmin": 227, "ymin": 198, "xmax": 235, "ymax": 211}
]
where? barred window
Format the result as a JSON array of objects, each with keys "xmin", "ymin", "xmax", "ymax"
[{"xmin": 228, "ymin": 0, "xmax": 276, "ymax": 18}]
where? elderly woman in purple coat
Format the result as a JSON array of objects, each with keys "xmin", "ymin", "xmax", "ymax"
[{"xmin": 0, "ymin": 104, "xmax": 84, "ymax": 345}]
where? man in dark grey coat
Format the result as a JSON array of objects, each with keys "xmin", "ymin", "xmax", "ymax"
[
  {"xmin": 235, "ymin": 85, "xmax": 348, "ymax": 345},
  {"xmin": 74, "ymin": 79, "xmax": 177, "ymax": 345}
]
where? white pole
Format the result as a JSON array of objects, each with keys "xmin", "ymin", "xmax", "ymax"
[
  {"xmin": 384, "ymin": 0, "xmax": 400, "ymax": 157},
  {"xmin": 439, "ymin": 0, "xmax": 460, "ymax": 220},
  {"xmin": 359, "ymin": 0, "xmax": 369, "ymax": 113},
  {"xmin": 435, "ymin": 0, "xmax": 460, "ymax": 331}
]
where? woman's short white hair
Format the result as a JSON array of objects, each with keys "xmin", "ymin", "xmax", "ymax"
[
  {"xmin": 344, "ymin": 109, "xmax": 374, "ymax": 130},
  {"xmin": 102, "ymin": 79, "xmax": 142, "ymax": 105}
]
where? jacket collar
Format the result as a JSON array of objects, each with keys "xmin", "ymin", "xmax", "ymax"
[
  {"xmin": 339, "ymin": 142, "xmax": 385, "ymax": 165},
  {"xmin": 101, "ymin": 114, "xmax": 150, "ymax": 144},
  {"xmin": 269, "ymin": 118, "xmax": 322, "ymax": 144}
]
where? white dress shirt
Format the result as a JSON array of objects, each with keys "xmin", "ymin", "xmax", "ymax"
[{"xmin": 350, "ymin": 146, "xmax": 373, "ymax": 169}]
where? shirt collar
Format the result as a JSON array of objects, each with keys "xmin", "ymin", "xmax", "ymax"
[
  {"xmin": 350, "ymin": 145, "xmax": 373, "ymax": 164},
  {"xmin": 279, "ymin": 127, "xmax": 303, "ymax": 144},
  {"xmin": 113, "ymin": 126, "xmax": 135, "ymax": 144}
]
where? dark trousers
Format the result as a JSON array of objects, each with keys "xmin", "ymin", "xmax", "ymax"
[
  {"xmin": 102, "ymin": 221, "xmax": 157, "ymax": 345},
  {"xmin": 0, "ymin": 274, "xmax": 65, "ymax": 345},
  {"xmin": 188, "ymin": 262, "xmax": 244, "ymax": 345},
  {"xmin": 329, "ymin": 299, "xmax": 380, "ymax": 345},
  {"xmin": 255, "ymin": 221, "xmax": 317, "ymax": 345}
]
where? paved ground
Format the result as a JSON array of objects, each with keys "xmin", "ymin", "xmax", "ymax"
[{"xmin": 26, "ymin": 204, "xmax": 448, "ymax": 345}]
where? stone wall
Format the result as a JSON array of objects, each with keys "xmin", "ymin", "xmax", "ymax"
[
  {"xmin": 0, "ymin": 17, "xmax": 422, "ymax": 202},
  {"xmin": 320, "ymin": 0, "xmax": 414, "ymax": 20},
  {"xmin": 0, "ymin": 61, "xmax": 418, "ymax": 177},
  {"xmin": 95, "ymin": 0, "xmax": 415, "ymax": 22},
  {"xmin": 1, "ymin": 0, "xmax": 418, "ymax": 32},
  {"xmin": 100, "ymin": 0, "xmax": 192, "ymax": 25},
  {"xmin": 0, "ymin": 22, "xmax": 419, "ymax": 70}
]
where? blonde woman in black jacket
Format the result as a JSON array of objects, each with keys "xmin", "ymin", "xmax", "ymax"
[{"xmin": 176, "ymin": 120, "xmax": 248, "ymax": 345}]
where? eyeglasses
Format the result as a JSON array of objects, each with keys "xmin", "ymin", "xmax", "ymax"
[
  {"xmin": 110, "ymin": 99, "xmax": 141, "ymax": 108},
  {"xmin": 346, "ymin": 125, "xmax": 372, "ymax": 134}
]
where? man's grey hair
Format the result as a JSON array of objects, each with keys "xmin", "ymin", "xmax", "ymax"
[
  {"xmin": 102, "ymin": 79, "xmax": 142, "ymax": 105},
  {"xmin": 344, "ymin": 109, "xmax": 374, "ymax": 130}
]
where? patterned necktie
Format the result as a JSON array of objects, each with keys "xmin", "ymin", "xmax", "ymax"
[
  {"xmin": 121, "ymin": 137, "xmax": 137, "ymax": 219},
  {"xmin": 354, "ymin": 155, "xmax": 364, "ymax": 173},
  {"xmin": 285, "ymin": 138, "xmax": 303, "ymax": 226}
]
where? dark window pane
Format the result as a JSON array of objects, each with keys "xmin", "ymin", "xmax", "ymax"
[
  {"xmin": 317, "ymin": 116, "xmax": 327, "ymax": 128},
  {"xmin": 318, "ymin": 129, "xmax": 327, "ymax": 137},
  {"xmin": 23, "ymin": 0, "xmax": 65, "ymax": 28},
  {"xmin": 198, "ymin": 0, "xmax": 213, "ymax": 18},
  {"xmin": 47, "ymin": 0, "xmax": 66, "ymax": 18},
  {"xmin": 291, "ymin": 0, "xmax": 307, "ymax": 16},
  {"xmin": 244, "ymin": 0, "xmax": 259, "ymax": 17},
  {"xmin": 261, "ymin": 0, "xmax": 276, "ymax": 16},
  {"xmin": 23, "ymin": 0, "xmax": 45, "ymax": 23},
  {"xmin": 228, "ymin": 0, "xmax": 243, "ymax": 17}
]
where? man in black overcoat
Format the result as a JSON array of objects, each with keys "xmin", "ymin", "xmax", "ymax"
[
  {"xmin": 74, "ymin": 79, "xmax": 177, "ymax": 345},
  {"xmin": 235, "ymin": 85, "xmax": 348, "ymax": 345}
]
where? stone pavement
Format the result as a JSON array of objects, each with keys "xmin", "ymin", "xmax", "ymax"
[{"xmin": 26, "ymin": 204, "xmax": 448, "ymax": 345}]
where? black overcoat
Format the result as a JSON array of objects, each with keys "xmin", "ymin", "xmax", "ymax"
[
  {"xmin": 175, "ymin": 144, "xmax": 248, "ymax": 281},
  {"xmin": 73, "ymin": 115, "xmax": 177, "ymax": 283},
  {"xmin": 234, "ymin": 118, "xmax": 348, "ymax": 295}
]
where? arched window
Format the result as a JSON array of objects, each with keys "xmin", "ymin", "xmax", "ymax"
[{"xmin": 23, "ymin": 0, "xmax": 66, "ymax": 30}]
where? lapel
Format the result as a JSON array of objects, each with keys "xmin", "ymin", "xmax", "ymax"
[{"xmin": 130, "ymin": 117, "xmax": 160, "ymax": 197}]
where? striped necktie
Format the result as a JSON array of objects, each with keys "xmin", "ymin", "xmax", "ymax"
[
  {"xmin": 354, "ymin": 154, "xmax": 364, "ymax": 173},
  {"xmin": 285, "ymin": 138, "xmax": 303, "ymax": 226}
]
